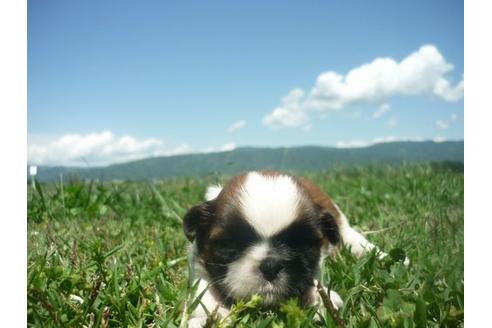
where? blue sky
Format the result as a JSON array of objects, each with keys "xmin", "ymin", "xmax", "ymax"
[{"xmin": 28, "ymin": 0, "xmax": 464, "ymax": 166}]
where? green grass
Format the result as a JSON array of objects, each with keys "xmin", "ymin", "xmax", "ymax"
[{"xmin": 27, "ymin": 163, "xmax": 464, "ymax": 327}]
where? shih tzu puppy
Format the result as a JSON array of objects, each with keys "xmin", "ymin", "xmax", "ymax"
[{"xmin": 182, "ymin": 171, "xmax": 406, "ymax": 327}]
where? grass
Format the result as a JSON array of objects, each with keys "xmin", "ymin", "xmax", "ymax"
[{"xmin": 27, "ymin": 163, "xmax": 464, "ymax": 327}]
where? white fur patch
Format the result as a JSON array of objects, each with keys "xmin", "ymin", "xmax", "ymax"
[
  {"xmin": 223, "ymin": 242, "xmax": 287, "ymax": 304},
  {"xmin": 223, "ymin": 242, "xmax": 268, "ymax": 298},
  {"xmin": 238, "ymin": 172, "xmax": 301, "ymax": 237},
  {"xmin": 205, "ymin": 184, "xmax": 223, "ymax": 201},
  {"xmin": 335, "ymin": 206, "xmax": 376, "ymax": 257},
  {"xmin": 185, "ymin": 278, "xmax": 230, "ymax": 328}
]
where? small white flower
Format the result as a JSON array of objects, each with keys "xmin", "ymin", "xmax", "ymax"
[{"xmin": 69, "ymin": 294, "xmax": 84, "ymax": 304}]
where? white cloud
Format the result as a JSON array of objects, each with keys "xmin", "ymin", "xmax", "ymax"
[
  {"xmin": 28, "ymin": 130, "xmax": 242, "ymax": 166},
  {"xmin": 201, "ymin": 147, "xmax": 216, "ymax": 154},
  {"xmin": 221, "ymin": 142, "xmax": 236, "ymax": 151},
  {"xmin": 436, "ymin": 120, "xmax": 450, "ymax": 129},
  {"xmin": 336, "ymin": 136, "xmax": 425, "ymax": 148},
  {"xmin": 373, "ymin": 103, "xmax": 391, "ymax": 118},
  {"xmin": 436, "ymin": 112, "xmax": 459, "ymax": 129},
  {"xmin": 264, "ymin": 45, "xmax": 463, "ymax": 128},
  {"xmin": 263, "ymin": 88, "xmax": 310, "ymax": 128},
  {"xmin": 202, "ymin": 142, "xmax": 237, "ymax": 153},
  {"xmin": 433, "ymin": 79, "xmax": 464, "ymax": 102},
  {"xmin": 335, "ymin": 139, "xmax": 371, "ymax": 148},
  {"xmin": 28, "ymin": 130, "xmax": 193, "ymax": 166},
  {"xmin": 433, "ymin": 136, "xmax": 447, "ymax": 142},
  {"xmin": 227, "ymin": 120, "xmax": 246, "ymax": 133},
  {"xmin": 158, "ymin": 144, "xmax": 193, "ymax": 156}
]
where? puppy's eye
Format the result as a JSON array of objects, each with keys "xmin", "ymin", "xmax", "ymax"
[
  {"xmin": 210, "ymin": 219, "xmax": 259, "ymax": 251},
  {"xmin": 211, "ymin": 237, "xmax": 233, "ymax": 248},
  {"xmin": 208, "ymin": 238, "xmax": 246, "ymax": 262},
  {"xmin": 212, "ymin": 236, "xmax": 251, "ymax": 250},
  {"xmin": 273, "ymin": 221, "xmax": 322, "ymax": 249},
  {"xmin": 284, "ymin": 235, "xmax": 321, "ymax": 249}
]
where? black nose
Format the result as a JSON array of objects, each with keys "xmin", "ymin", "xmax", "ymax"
[{"xmin": 259, "ymin": 258, "xmax": 283, "ymax": 281}]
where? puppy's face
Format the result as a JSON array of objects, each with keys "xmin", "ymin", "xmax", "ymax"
[{"xmin": 183, "ymin": 172, "xmax": 340, "ymax": 306}]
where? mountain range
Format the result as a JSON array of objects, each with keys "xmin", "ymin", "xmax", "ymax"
[{"xmin": 30, "ymin": 141, "xmax": 464, "ymax": 181}]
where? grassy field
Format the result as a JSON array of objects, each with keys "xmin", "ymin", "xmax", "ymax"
[{"xmin": 27, "ymin": 163, "xmax": 464, "ymax": 327}]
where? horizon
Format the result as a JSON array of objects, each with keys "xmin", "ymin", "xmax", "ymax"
[
  {"xmin": 29, "ymin": 139, "xmax": 464, "ymax": 169},
  {"xmin": 28, "ymin": 0, "xmax": 464, "ymax": 166}
]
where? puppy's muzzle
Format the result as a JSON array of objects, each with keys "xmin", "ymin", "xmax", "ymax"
[{"xmin": 259, "ymin": 258, "xmax": 284, "ymax": 281}]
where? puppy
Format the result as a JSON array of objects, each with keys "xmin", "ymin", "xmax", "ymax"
[{"xmin": 182, "ymin": 171, "xmax": 404, "ymax": 327}]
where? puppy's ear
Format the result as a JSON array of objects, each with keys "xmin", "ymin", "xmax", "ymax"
[
  {"xmin": 319, "ymin": 211, "xmax": 340, "ymax": 245},
  {"xmin": 183, "ymin": 201, "xmax": 215, "ymax": 242}
]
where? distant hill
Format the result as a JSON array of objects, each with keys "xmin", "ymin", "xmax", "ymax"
[{"xmin": 30, "ymin": 141, "xmax": 464, "ymax": 181}]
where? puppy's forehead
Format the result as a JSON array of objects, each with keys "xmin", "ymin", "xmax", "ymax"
[{"xmin": 234, "ymin": 171, "xmax": 302, "ymax": 237}]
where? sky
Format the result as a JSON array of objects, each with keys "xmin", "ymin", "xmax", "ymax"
[{"xmin": 28, "ymin": 0, "xmax": 464, "ymax": 166}]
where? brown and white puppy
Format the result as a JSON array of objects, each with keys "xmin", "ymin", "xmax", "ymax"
[{"xmin": 182, "ymin": 171, "xmax": 404, "ymax": 327}]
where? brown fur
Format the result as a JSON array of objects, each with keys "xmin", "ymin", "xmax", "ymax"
[{"xmin": 294, "ymin": 177, "xmax": 342, "ymax": 225}]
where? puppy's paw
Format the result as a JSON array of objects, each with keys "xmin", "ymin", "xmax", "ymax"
[
  {"xmin": 186, "ymin": 317, "xmax": 207, "ymax": 328},
  {"xmin": 313, "ymin": 281, "xmax": 343, "ymax": 310},
  {"xmin": 312, "ymin": 286, "xmax": 344, "ymax": 323},
  {"xmin": 185, "ymin": 306, "xmax": 230, "ymax": 327},
  {"xmin": 329, "ymin": 290, "xmax": 343, "ymax": 310}
]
